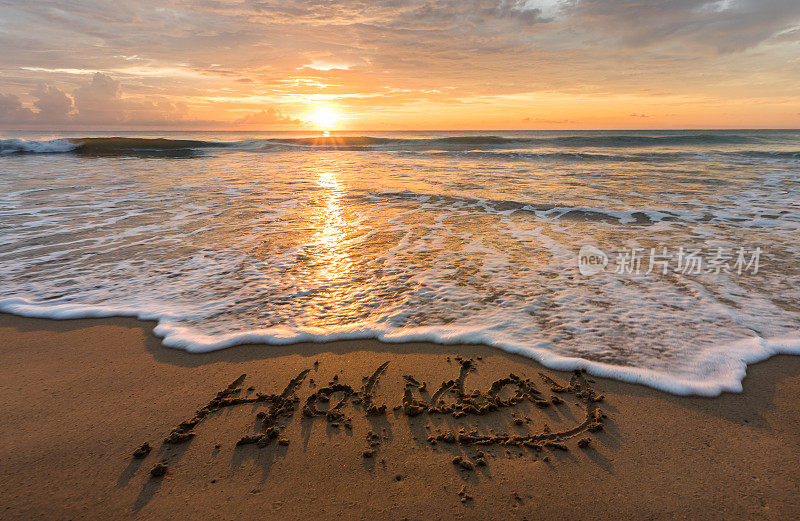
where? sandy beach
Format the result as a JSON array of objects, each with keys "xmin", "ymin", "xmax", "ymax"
[{"xmin": 1, "ymin": 312, "xmax": 798, "ymax": 521}]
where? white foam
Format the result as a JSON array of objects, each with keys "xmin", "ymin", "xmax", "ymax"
[
  {"xmin": 2, "ymin": 296, "xmax": 799, "ymax": 396},
  {"xmin": 0, "ymin": 138, "xmax": 79, "ymax": 155}
]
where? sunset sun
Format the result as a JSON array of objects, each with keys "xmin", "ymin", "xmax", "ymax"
[{"xmin": 311, "ymin": 107, "xmax": 338, "ymax": 129}]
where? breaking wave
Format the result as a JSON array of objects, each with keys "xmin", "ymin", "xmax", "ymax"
[{"xmin": 1, "ymin": 137, "xmax": 223, "ymax": 156}]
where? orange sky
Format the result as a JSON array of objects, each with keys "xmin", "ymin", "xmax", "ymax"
[{"xmin": 1, "ymin": 1, "xmax": 799, "ymax": 130}]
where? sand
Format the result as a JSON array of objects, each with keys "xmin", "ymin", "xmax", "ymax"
[{"xmin": 1, "ymin": 313, "xmax": 799, "ymax": 520}]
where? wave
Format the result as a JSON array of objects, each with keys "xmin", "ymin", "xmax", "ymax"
[
  {"xmin": 4, "ymin": 135, "xmax": 796, "ymax": 167},
  {"xmin": 377, "ymin": 190, "xmax": 688, "ymax": 225},
  {"xmin": 261, "ymin": 133, "xmax": 761, "ymax": 149},
  {"xmin": 233, "ymin": 135, "xmax": 523, "ymax": 148},
  {"xmin": 76, "ymin": 137, "xmax": 222, "ymax": 154},
  {"xmin": 1, "ymin": 133, "xmax": 770, "ymax": 156},
  {"xmin": 399, "ymin": 149, "xmax": 800, "ymax": 164},
  {"xmin": 432, "ymin": 136, "xmax": 522, "ymax": 144},
  {"xmin": 732, "ymin": 150, "xmax": 800, "ymax": 159},
  {"xmin": 398, "ymin": 150, "xmax": 689, "ymax": 162},
  {"xmin": 264, "ymin": 136, "xmax": 394, "ymax": 147},
  {"xmin": 529, "ymin": 133, "xmax": 759, "ymax": 147},
  {"xmin": 0, "ymin": 136, "xmax": 398, "ymax": 155},
  {"xmin": 1, "ymin": 137, "xmax": 223, "ymax": 156},
  {"xmin": 1, "ymin": 138, "xmax": 79, "ymax": 155}
]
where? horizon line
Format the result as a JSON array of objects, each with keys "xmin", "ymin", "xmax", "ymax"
[{"xmin": 2, "ymin": 127, "xmax": 799, "ymax": 133}]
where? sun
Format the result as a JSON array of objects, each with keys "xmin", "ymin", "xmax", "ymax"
[{"xmin": 311, "ymin": 107, "xmax": 338, "ymax": 129}]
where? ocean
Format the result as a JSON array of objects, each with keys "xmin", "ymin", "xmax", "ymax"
[{"xmin": 1, "ymin": 129, "xmax": 799, "ymax": 395}]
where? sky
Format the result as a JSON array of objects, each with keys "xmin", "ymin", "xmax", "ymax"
[{"xmin": 0, "ymin": 0, "xmax": 799, "ymax": 130}]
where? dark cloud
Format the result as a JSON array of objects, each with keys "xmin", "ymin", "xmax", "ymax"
[{"xmin": 563, "ymin": 0, "xmax": 800, "ymax": 53}]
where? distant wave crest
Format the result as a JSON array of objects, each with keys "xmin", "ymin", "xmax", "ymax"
[
  {"xmin": 1, "ymin": 132, "xmax": 768, "ymax": 156},
  {"xmin": 262, "ymin": 133, "xmax": 761, "ymax": 149},
  {"xmin": 1, "ymin": 137, "xmax": 223, "ymax": 156},
  {"xmin": 0, "ymin": 138, "xmax": 79, "ymax": 155}
]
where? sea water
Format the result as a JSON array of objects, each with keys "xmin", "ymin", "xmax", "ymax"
[{"xmin": 1, "ymin": 129, "xmax": 799, "ymax": 395}]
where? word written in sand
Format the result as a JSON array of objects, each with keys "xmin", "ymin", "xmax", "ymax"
[{"xmin": 135, "ymin": 358, "xmax": 607, "ymax": 478}]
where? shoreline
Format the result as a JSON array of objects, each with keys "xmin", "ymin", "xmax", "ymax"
[
  {"xmin": 1, "ymin": 312, "xmax": 799, "ymax": 520},
  {"xmin": 4, "ymin": 299, "xmax": 796, "ymax": 397}
]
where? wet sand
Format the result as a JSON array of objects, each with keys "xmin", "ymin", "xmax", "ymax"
[{"xmin": 1, "ymin": 312, "xmax": 799, "ymax": 520}]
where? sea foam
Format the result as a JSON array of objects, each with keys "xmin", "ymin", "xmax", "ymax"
[{"xmin": 0, "ymin": 138, "xmax": 79, "ymax": 155}]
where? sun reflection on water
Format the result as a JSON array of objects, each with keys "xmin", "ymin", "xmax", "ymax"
[{"xmin": 311, "ymin": 168, "xmax": 352, "ymax": 286}]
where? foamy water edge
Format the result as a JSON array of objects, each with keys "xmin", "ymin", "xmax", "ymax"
[{"xmin": 3, "ymin": 297, "xmax": 799, "ymax": 397}]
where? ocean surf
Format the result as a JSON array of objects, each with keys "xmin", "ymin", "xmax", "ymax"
[{"xmin": 1, "ymin": 129, "xmax": 799, "ymax": 395}]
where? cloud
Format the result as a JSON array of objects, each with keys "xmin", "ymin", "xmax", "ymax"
[
  {"xmin": 234, "ymin": 107, "xmax": 302, "ymax": 126},
  {"xmin": 563, "ymin": 0, "xmax": 800, "ymax": 53},
  {"xmin": 0, "ymin": 85, "xmax": 73, "ymax": 123},
  {"xmin": 0, "ymin": 72, "xmax": 304, "ymax": 128},
  {"xmin": 1, "ymin": 0, "xmax": 799, "ymax": 128},
  {"xmin": 0, "ymin": 93, "xmax": 35, "ymax": 123},
  {"xmin": 31, "ymin": 84, "xmax": 74, "ymax": 121},
  {"xmin": 385, "ymin": 0, "xmax": 551, "ymax": 29},
  {"xmin": 72, "ymin": 72, "xmax": 124, "ymax": 123},
  {"xmin": 0, "ymin": 73, "xmax": 192, "ymax": 127}
]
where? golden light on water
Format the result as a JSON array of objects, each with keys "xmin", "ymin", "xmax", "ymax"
[{"xmin": 313, "ymin": 167, "xmax": 350, "ymax": 283}]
